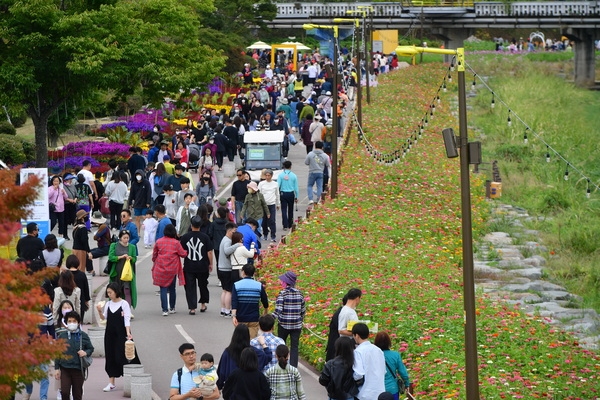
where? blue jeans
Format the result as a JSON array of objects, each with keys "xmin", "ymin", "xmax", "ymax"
[
  {"xmin": 307, "ymin": 172, "xmax": 324, "ymax": 202},
  {"xmin": 25, "ymin": 363, "xmax": 49, "ymax": 400},
  {"xmin": 160, "ymin": 278, "xmax": 177, "ymax": 312},
  {"xmin": 235, "ymin": 200, "xmax": 245, "ymax": 224}
]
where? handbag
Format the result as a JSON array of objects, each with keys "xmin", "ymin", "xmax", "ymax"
[
  {"xmin": 120, "ymin": 258, "xmax": 133, "ymax": 281},
  {"xmin": 79, "ymin": 333, "xmax": 93, "ymax": 380},
  {"xmin": 288, "ymin": 132, "xmax": 297, "ymax": 145},
  {"xmin": 103, "ymin": 260, "xmax": 112, "ymax": 275},
  {"xmin": 49, "ymin": 190, "xmax": 59, "ymax": 213},
  {"xmin": 386, "ymin": 361, "xmax": 406, "ymax": 394}
]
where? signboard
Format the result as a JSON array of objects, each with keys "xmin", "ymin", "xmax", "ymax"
[
  {"xmin": 372, "ymin": 40, "xmax": 383, "ymax": 53},
  {"xmin": 20, "ymin": 168, "xmax": 50, "ymax": 239},
  {"xmin": 248, "ymin": 148, "xmax": 265, "ymax": 161}
]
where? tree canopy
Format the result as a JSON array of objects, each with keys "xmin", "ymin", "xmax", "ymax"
[{"xmin": 0, "ymin": 0, "xmax": 226, "ymax": 167}]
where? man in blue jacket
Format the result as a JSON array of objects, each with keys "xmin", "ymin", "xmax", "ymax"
[{"xmin": 231, "ymin": 264, "xmax": 268, "ymax": 339}]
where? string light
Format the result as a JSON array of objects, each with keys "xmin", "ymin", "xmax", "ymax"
[
  {"xmin": 524, "ymin": 128, "xmax": 528, "ymax": 144},
  {"xmin": 437, "ymin": 95, "xmax": 441, "ymax": 104},
  {"xmin": 546, "ymin": 146, "xmax": 551, "ymax": 163},
  {"xmin": 443, "ymin": 82, "xmax": 447, "ymax": 92},
  {"xmin": 471, "ymin": 74, "xmax": 476, "ymax": 90},
  {"xmin": 507, "ymin": 110, "xmax": 512, "ymax": 127},
  {"xmin": 587, "ymin": 179, "xmax": 591, "ymax": 198},
  {"xmin": 450, "ymin": 62, "xmax": 455, "ymax": 72},
  {"xmin": 564, "ymin": 164, "xmax": 569, "ymax": 181},
  {"xmin": 447, "ymin": 72, "xmax": 452, "ymax": 83}
]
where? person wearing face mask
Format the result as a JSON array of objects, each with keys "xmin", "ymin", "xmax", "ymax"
[
  {"xmin": 16, "ymin": 222, "xmax": 45, "ymax": 265},
  {"xmin": 128, "ymin": 169, "xmax": 152, "ymax": 233},
  {"xmin": 166, "ymin": 164, "xmax": 186, "ymax": 192},
  {"xmin": 196, "ymin": 172, "xmax": 215, "ymax": 206},
  {"xmin": 241, "ymin": 182, "xmax": 269, "ymax": 239},
  {"xmin": 55, "ymin": 300, "xmax": 76, "ymax": 333},
  {"xmin": 54, "ymin": 311, "xmax": 93, "ymax": 400}
]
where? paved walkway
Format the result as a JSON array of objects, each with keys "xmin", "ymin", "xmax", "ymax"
[{"xmin": 17, "ymin": 133, "xmax": 333, "ymax": 399}]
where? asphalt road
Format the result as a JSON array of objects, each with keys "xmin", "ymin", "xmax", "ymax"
[{"xmin": 97, "ymin": 139, "xmax": 328, "ymax": 399}]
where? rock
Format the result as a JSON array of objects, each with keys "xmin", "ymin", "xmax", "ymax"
[
  {"xmin": 498, "ymin": 259, "xmax": 526, "ymax": 268},
  {"xmin": 522, "ymin": 256, "xmax": 546, "ymax": 267},
  {"xmin": 483, "ymin": 232, "xmax": 512, "ymax": 245},
  {"xmin": 496, "ymin": 247, "xmax": 523, "ymax": 258},
  {"xmin": 540, "ymin": 290, "xmax": 572, "ymax": 301},
  {"xmin": 513, "ymin": 268, "xmax": 542, "ymax": 280}
]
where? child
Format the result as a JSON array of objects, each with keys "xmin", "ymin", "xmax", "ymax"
[
  {"xmin": 142, "ymin": 209, "xmax": 158, "ymax": 249},
  {"xmin": 193, "ymin": 353, "xmax": 218, "ymax": 397},
  {"xmin": 176, "ymin": 193, "xmax": 198, "ymax": 237}
]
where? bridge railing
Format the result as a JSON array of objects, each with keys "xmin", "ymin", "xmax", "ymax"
[
  {"xmin": 474, "ymin": 1, "xmax": 598, "ymax": 16},
  {"xmin": 276, "ymin": 1, "xmax": 600, "ymax": 17}
]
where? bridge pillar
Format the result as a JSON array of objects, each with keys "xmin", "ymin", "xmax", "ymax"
[
  {"xmin": 432, "ymin": 28, "xmax": 472, "ymax": 63},
  {"xmin": 566, "ymin": 28, "xmax": 597, "ymax": 88}
]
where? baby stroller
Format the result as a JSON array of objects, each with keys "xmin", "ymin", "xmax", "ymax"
[{"xmin": 187, "ymin": 143, "xmax": 201, "ymax": 173}]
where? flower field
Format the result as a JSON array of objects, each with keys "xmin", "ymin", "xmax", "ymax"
[{"xmin": 261, "ymin": 64, "xmax": 600, "ymax": 398}]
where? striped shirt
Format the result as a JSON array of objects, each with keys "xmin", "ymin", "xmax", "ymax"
[
  {"xmin": 273, "ymin": 287, "xmax": 305, "ymax": 331},
  {"xmin": 264, "ymin": 363, "xmax": 306, "ymax": 400},
  {"xmin": 232, "ymin": 277, "xmax": 269, "ymax": 322}
]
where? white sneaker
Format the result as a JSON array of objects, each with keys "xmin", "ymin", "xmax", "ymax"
[
  {"xmin": 57, "ymin": 390, "xmax": 62, "ymax": 400},
  {"xmin": 308, "ymin": 200, "xmax": 314, "ymax": 205},
  {"xmin": 162, "ymin": 311, "xmax": 169, "ymax": 316},
  {"xmin": 169, "ymin": 309, "xmax": 176, "ymax": 314},
  {"xmin": 103, "ymin": 383, "xmax": 116, "ymax": 392}
]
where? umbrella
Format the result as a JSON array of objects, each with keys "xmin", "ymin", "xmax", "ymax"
[
  {"xmin": 247, "ymin": 41, "xmax": 271, "ymax": 50},
  {"xmin": 281, "ymin": 41, "xmax": 311, "ymax": 50}
]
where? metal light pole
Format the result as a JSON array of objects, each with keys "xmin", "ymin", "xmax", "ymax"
[
  {"xmin": 395, "ymin": 45, "xmax": 480, "ymax": 400},
  {"xmin": 344, "ymin": 13, "xmax": 364, "ymax": 126},
  {"xmin": 303, "ymin": 24, "xmax": 341, "ymax": 199}
]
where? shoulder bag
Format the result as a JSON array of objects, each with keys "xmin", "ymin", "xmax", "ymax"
[
  {"xmin": 79, "ymin": 333, "xmax": 93, "ymax": 380},
  {"xmin": 386, "ymin": 360, "xmax": 406, "ymax": 394}
]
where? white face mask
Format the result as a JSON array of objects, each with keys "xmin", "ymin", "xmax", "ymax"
[
  {"xmin": 67, "ymin": 322, "xmax": 78, "ymax": 331},
  {"xmin": 136, "ymin": 175, "xmax": 142, "ymax": 181},
  {"xmin": 153, "ymin": 127, "xmax": 158, "ymax": 132},
  {"xmin": 209, "ymin": 140, "xmax": 214, "ymax": 144}
]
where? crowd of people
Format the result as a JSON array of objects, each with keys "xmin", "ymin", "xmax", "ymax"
[{"xmin": 13, "ymin": 47, "xmax": 418, "ymax": 399}]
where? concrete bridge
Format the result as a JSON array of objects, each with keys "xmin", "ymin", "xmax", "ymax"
[{"xmin": 270, "ymin": 1, "xmax": 600, "ymax": 86}]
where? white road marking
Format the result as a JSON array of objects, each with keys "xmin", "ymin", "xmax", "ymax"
[{"xmin": 175, "ymin": 324, "xmax": 195, "ymax": 344}]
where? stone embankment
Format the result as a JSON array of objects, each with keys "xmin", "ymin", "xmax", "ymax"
[{"xmin": 475, "ymin": 204, "xmax": 599, "ymax": 350}]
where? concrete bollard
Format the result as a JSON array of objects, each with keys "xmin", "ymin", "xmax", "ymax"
[
  {"xmin": 123, "ymin": 364, "xmax": 145, "ymax": 398},
  {"xmin": 223, "ymin": 162, "xmax": 235, "ymax": 178},
  {"xmin": 216, "ymin": 170, "xmax": 225, "ymax": 186},
  {"xmin": 131, "ymin": 373, "xmax": 152, "ymax": 400},
  {"xmin": 87, "ymin": 327, "xmax": 105, "ymax": 357},
  {"xmin": 95, "ymin": 256, "xmax": 108, "ymax": 276}
]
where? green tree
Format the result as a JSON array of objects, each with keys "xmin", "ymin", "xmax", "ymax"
[
  {"xmin": 207, "ymin": 0, "xmax": 276, "ymax": 36},
  {"xmin": 0, "ymin": 0, "xmax": 225, "ymax": 167}
]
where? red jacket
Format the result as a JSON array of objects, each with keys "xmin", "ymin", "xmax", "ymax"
[{"xmin": 151, "ymin": 237, "xmax": 187, "ymax": 287}]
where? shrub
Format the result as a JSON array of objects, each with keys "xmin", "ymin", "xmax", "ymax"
[
  {"xmin": 10, "ymin": 111, "xmax": 28, "ymax": 128},
  {"xmin": 494, "ymin": 143, "xmax": 531, "ymax": 163},
  {"xmin": 562, "ymin": 224, "xmax": 600, "ymax": 255},
  {"xmin": 0, "ymin": 134, "xmax": 31, "ymax": 165},
  {"xmin": 0, "ymin": 121, "xmax": 16, "ymax": 135},
  {"xmin": 539, "ymin": 188, "xmax": 571, "ymax": 214}
]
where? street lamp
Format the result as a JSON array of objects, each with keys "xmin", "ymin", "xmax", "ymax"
[
  {"xmin": 395, "ymin": 45, "xmax": 480, "ymax": 400},
  {"xmin": 333, "ymin": 18, "xmax": 362, "ymax": 128},
  {"xmin": 303, "ymin": 23, "xmax": 342, "ymax": 200}
]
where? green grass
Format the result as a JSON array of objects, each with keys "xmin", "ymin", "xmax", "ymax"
[{"xmin": 466, "ymin": 54, "xmax": 600, "ymax": 312}]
